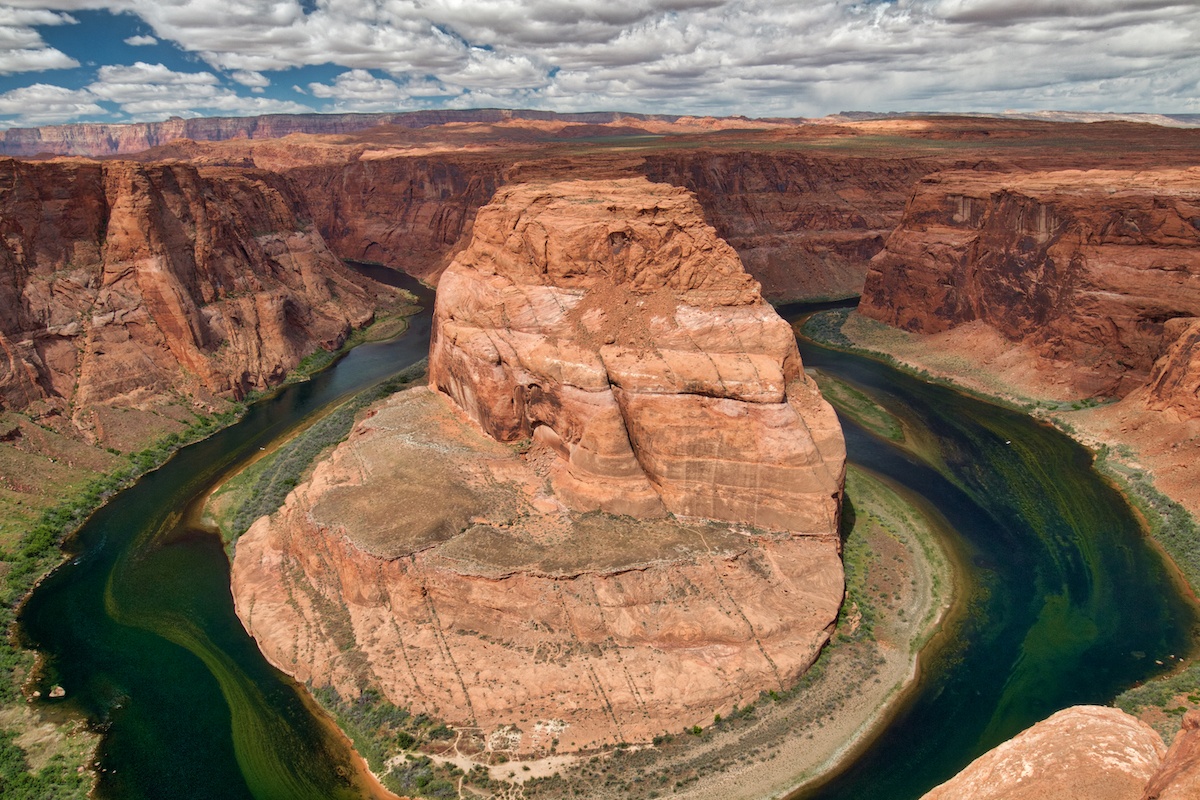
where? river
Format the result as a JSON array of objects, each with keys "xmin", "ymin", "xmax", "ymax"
[{"xmin": 16, "ymin": 284, "xmax": 1199, "ymax": 800}]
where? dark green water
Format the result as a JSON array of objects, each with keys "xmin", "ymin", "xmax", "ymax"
[
  {"xmin": 789, "ymin": 309, "xmax": 1199, "ymax": 799},
  {"xmin": 19, "ymin": 265, "xmax": 433, "ymax": 800},
  {"xmin": 16, "ymin": 292, "xmax": 1199, "ymax": 800}
]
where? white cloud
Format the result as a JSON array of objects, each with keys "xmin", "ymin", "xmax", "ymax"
[
  {"xmin": 2, "ymin": 0, "xmax": 1200, "ymax": 115},
  {"xmin": 307, "ymin": 68, "xmax": 458, "ymax": 112},
  {"xmin": 84, "ymin": 62, "xmax": 309, "ymax": 120},
  {"xmin": 0, "ymin": 83, "xmax": 105, "ymax": 125},
  {"xmin": 0, "ymin": 7, "xmax": 79, "ymax": 75},
  {"xmin": 231, "ymin": 69, "xmax": 269, "ymax": 88},
  {"xmin": 124, "ymin": 34, "xmax": 157, "ymax": 46}
]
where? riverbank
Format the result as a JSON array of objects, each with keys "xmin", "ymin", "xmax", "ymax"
[
  {"xmin": 0, "ymin": 287, "xmax": 419, "ymax": 797},
  {"xmin": 803, "ymin": 308, "xmax": 1200, "ymax": 739}
]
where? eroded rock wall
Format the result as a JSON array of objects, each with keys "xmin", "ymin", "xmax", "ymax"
[
  {"xmin": 429, "ymin": 177, "xmax": 845, "ymax": 534},
  {"xmin": 0, "ymin": 157, "xmax": 376, "ymax": 432},
  {"xmin": 641, "ymin": 152, "xmax": 935, "ymax": 301},
  {"xmin": 233, "ymin": 387, "xmax": 844, "ymax": 753},
  {"xmin": 860, "ymin": 169, "xmax": 1200, "ymax": 399},
  {"xmin": 284, "ymin": 157, "xmax": 506, "ymax": 281}
]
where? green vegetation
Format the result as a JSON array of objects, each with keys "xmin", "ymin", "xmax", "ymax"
[
  {"xmin": 809, "ymin": 368, "xmax": 905, "ymax": 442},
  {"xmin": 0, "ymin": 402, "xmax": 243, "ymax": 798},
  {"xmin": 208, "ymin": 360, "xmax": 427, "ymax": 543},
  {"xmin": 1094, "ymin": 447, "xmax": 1200, "ymax": 596},
  {"xmin": 0, "ymin": 728, "xmax": 91, "ymax": 800},
  {"xmin": 1116, "ymin": 663, "xmax": 1200, "ymax": 738},
  {"xmin": 308, "ymin": 685, "xmax": 478, "ymax": 799},
  {"xmin": 284, "ymin": 309, "xmax": 415, "ymax": 386}
]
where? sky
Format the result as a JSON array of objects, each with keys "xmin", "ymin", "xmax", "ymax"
[{"xmin": 0, "ymin": 1, "xmax": 1197, "ymax": 129}]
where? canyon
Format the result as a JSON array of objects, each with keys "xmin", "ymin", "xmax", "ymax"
[
  {"xmin": 4, "ymin": 111, "xmax": 1200, "ymax": 798},
  {"xmin": 231, "ymin": 177, "xmax": 846, "ymax": 754}
]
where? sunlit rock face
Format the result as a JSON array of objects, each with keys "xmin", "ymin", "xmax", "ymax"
[{"xmin": 429, "ymin": 176, "xmax": 845, "ymax": 535}]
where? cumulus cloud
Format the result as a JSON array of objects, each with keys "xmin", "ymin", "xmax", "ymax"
[
  {"xmin": 124, "ymin": 34, "xmax": 157, "ymax": 46},
  {"xmin": 0, "ymin": 6, "xmax": 79, "ymax": 74},
  {"xmin": 0, "ymin": 83, "xmax": 105, "ymax": 125},
  {"xmin": 307, "ymin": 68, "xmax": 460, "ymax": 112},
  {"xmin": 2, "ymin": 0, "xmax": 1199, "ymax": 116},
  {"xmin": 85, "ymin": 62, "xmax": 309, "ymax": 119},
  {"xmin": 231, "ymin": 69, "xmax": 269, "ymax": 88}
]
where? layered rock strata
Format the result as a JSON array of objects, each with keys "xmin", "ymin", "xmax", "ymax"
[
  {"xmin": 233, "ymin": 177, "xmax": 846, "ymax": 754},
  {"xmin": 642, "ymin": 152, "xmax": 934, "ymax": 301},
  {"xmin": 233, "ymin": 387, "xmax": 844, "ymax": 752},
  {"xmin": 429, "ymin": 177, "xmax": 845, "ymax": 533},
  {"xmin": 0, "ymin": 110, "xmax": 685, "ymax": 158},
  {"xmin": 0, "ymin": 158, "xmax": 377, "ymax": 436},
  {"xmin": 920, "ymin": 706, "xmax": 1200, "ymax": 800},
  {"xmin": 860, "ymin": 169, "xmax": 1200, "ymax": 399}
]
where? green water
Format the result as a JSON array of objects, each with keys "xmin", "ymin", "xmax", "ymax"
[
  {"xmin": 790, "ymin": 309, "xmax": 1199, "ymax": 799},
  {"xmin": 16, "ymin": 292, "xmax": 1199, "ymax": 800}
]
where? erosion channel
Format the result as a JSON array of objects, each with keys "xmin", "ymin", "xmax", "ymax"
[{"xmin": 16, "ymin": 278, "xmax": 1199, "ymax": 800}]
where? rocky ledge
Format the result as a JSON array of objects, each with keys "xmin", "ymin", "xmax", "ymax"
[
  {"xmin": 921, "ymin": 706, "xmax": 1200, "ymax": 800},
  {"xmin": 232, "ymin": 178, "xmax": 846, "ymax": 756}
]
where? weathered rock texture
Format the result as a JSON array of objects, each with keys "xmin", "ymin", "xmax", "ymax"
[
  {"xmin": 1143, "ymin": 710, "xmax": 1200, "ymax": 800},
  {"xmin": 232, "ymin": 387, "xmax": 844, "ymax": 754},
  {"xmin": 641, "ymin": 153, "xmax": 935, "ymax": 301},
  {"xmin": 285, "ymin": 157, "xmax": 507, "ymax": 282},
  {"xmin": 920, "ymin": 706, "xmax": 1200, "ymax": 800},
  {"xmin": 860, "ymin": 169, "xmax": 1200, "ymax": 399},
  {"xmin": 429, "ymin": 177, "xmax": 845, "ymax": 533},
  {"xmin": 0, "ymin": 157, "xmax": 377, "ymax": 437},
  {"xmin": 233, "ymin": 177, "xmax": 846, "ymax": 754}
]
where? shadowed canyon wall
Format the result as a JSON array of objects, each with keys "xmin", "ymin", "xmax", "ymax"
[{"xmin": 0, "ymin": 157, "xmax": 378, "ymax": 439}]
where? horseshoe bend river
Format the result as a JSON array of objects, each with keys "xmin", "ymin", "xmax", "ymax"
[{"xmin": 16, "ymin": 279, "xmax": 1200, "ymax": 800}]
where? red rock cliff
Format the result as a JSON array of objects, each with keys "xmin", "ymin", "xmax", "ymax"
[
  {"xmin": 284, "ymin": 156, "xmax": 506, "ymax": 281},
  {"xmin": 0, "ymin": 157, "xmax": 377, "ymax": 434},
  {"xmin": 860, "ymin": 169, "xmax": 1200, "ymax": 398},
  {"xmin": 429, "ymin": 177, "xmax": 845, "ymax": 534},
  {"xmin": 641, "ymin": 152, "xmax": 935, "ymax": 301}
]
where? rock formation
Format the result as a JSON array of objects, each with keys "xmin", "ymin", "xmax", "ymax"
[
  {"xmin": 1142, "ymin": 710, "xmax": 1200, "ymax": 800},
  {"xmin": 429, "ymin": 177, "xmax": 845, "ymax": 532},
  {"xmin": 0, "ymin": 157, "xmax": 379, "ymax": 440},
  {"xmin": 0, "ymin": 110, "xmax": 688, "ymax": 158},
  {"xmin": 860, "ymin": 168, "xmax": 1200, "ymax": 399},
  {"xmin": 920, "ymin": 706, "xmax": 1200, "ymax": 800},
  {"xmin": 232, "ymin": 177, "xmax": 846, "ymax": 755},
  {"xmin": 642, "ymin": 152, "xmax": 934, "ymax": 301},
  {"xmin": 285, "ymin": 156, "xmax": 506, "ymax": 282}
]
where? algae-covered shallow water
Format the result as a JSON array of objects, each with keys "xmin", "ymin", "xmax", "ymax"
[
  {"xmin": 789, "ymin": 307, "xmax": 1199, "ymax": 799},
  {"xmin": 15, "ymin": 291, "xmax": 1199, "ymax": 800}
]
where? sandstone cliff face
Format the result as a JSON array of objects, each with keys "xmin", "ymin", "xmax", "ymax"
[
  {"xmin": 922, "ymin": 706, "xmax": 1165, "ymax": 800},
  {"xmin": 641, "ymin": 152, "xmax": 935, "ymax": 301},
  {"xmin": 920, "ymin": 706, "xmax": 1200, "ymax": 800},
  {"xmin": 232, "ymin": 387, "xmax": 844, "ymax": 754},
  {"xmin": 860, "ymin": 169, "xmax": 1200, "ymax": 398},
  {"xmin": 429, "ymin": 177, "xmax": 845, "ymax": 533},
  {"xmin": 284, "ymin": 157, "xmax": 506, "ymax": 281},
  {"xmin": 0, "ymin": 157, "xmax": 376, "ymax": 436}
]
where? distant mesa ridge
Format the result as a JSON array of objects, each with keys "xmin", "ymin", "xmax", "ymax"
[{"xmin": 0, "ymin": 109, "xmax": 690, "ymax": 157}]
